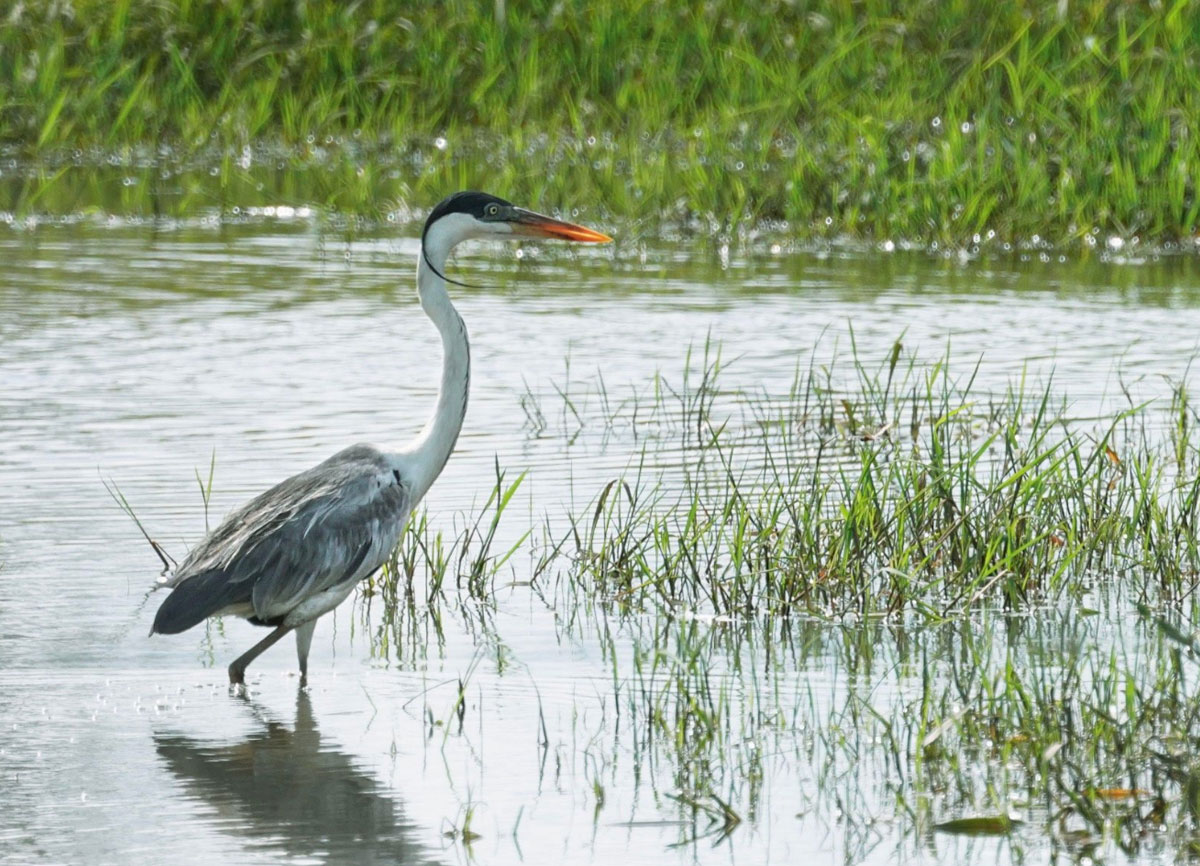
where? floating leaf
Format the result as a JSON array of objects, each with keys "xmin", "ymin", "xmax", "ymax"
[
  {"xmin": 1090, "ymin": 787, "xmax": 1149, "ymax": 801},
  {"xmin": 934, "ymin": 815, "xmax": 1021, "ymax": 836}
]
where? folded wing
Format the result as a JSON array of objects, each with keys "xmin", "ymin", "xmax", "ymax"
[{"xmin": 152, "ymin": 445, "xmax": 410, "ymax": 634}]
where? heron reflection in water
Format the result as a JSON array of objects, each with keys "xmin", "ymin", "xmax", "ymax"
[{"xmin": 154, "ymin": 690, "xmax": 441, "ymax": 864}]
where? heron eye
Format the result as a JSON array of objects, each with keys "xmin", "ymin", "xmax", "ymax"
[{"xmin": 485, "ymin": 203, "xmax": 500, "ymax": 217}]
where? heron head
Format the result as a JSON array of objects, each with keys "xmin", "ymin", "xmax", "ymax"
[{"xmin": 422, "ymin": 191, "xmax": 611, "ymax": 250}]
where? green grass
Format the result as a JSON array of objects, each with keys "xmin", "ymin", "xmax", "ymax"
[
  {"xmin": 501, "ymin": 342, "xmax": 1200, "ymax": 619},
  {"xmin": 4, "ymin": 1, "xmax": 1200, "ymax": 246},
  {"xmin": 365, "ymin": 340, "xmax": 1200, "ymax": 620}
]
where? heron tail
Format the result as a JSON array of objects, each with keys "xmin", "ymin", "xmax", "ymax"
[{"xmin": 151, "ymin": 570, "xmax": 246, "ymax": 634}]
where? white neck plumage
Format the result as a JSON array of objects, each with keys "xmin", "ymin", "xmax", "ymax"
[{"xmin": 399, "ymin": 217, "xmax": 474, "ymax": 503}]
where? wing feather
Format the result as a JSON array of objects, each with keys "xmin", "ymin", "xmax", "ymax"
[{"xmin": 153, "ymin": 444, "xmax": 410, "ymax": 633}]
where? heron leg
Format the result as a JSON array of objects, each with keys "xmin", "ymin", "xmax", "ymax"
[
  {"xmin": 294, "ymin": 620, "xmax": 317, "ymax": 684},
  {"xmin": 228, "ymin": 624, "xmax": 292, "ymax": 685}
]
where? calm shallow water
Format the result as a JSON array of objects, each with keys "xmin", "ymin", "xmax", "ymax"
[{"xmin": 4, "ymin": 219, "xmax": 1200, "ymax": 864}]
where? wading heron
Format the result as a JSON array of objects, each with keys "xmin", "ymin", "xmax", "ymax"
[{"xmin": 150, "ymin": 191, "xmax": 611, "ymax": 685}]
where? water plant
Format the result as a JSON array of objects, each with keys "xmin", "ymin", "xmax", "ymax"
[{"xmin": 517, "ymin": 341, "xmax": 1200, "ymax": 618}]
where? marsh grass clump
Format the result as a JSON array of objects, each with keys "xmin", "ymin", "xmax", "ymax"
[
  {"xmin": 523, "ymin": 342, "xmax": 1200, "ymax": 618},
  {"xmin": 343, "ymin": 343, "xmax": 1200, "ymax": 857},
  {"xmin": 373, "ymin": 341, "xmax": 1200, "ymax": 619},
  {"xmin": 5, "ymin": 1, "xmax": 1200, "ymax": 245}
]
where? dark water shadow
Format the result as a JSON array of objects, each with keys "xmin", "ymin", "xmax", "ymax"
[{"xmin": 154, "ymin": 689, "xmax": 440, "ymax": 865}]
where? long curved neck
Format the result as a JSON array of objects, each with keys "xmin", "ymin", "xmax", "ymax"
[{"xmin": 406, "ymin": 240, "xmax": 470, "ymax": 501}]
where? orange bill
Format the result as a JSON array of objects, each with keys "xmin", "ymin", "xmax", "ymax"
[{"xmin": 513, "ymin": 208, "xmax": 612, "ymax": 243}]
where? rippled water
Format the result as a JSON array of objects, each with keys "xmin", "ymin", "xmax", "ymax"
[{"xmin": 5, "ymin": 220, "xmax": 1200, "ymax": 864}]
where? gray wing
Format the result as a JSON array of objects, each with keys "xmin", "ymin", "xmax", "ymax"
[{"xmin": 152, "ymin": 444, "xmax": 411, "ymax": 634}]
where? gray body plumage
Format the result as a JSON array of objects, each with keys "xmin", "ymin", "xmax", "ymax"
[{"xmin": 153, "ymin": 444, "xmax": 410, "ymax": 635}]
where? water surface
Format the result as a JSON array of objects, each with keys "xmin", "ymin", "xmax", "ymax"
[{"xmin": 4, "ymin": 219, "xmax": 1200, "ymax": 864}]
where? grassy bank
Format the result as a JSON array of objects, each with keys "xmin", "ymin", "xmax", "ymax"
[{"xmin": 4, "ymin": 1, "xmax": 1200, "ymax": 246}]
